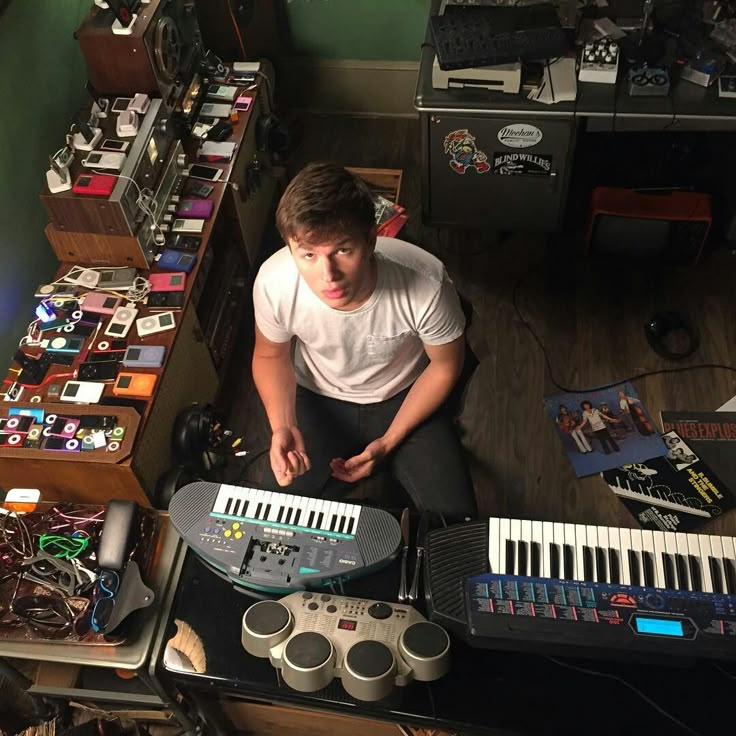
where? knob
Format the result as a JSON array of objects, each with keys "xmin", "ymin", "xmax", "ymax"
[
  {"xmin": 367, "ymin": 602, "xmax": 392, "ymax": 620},
  {"xmin": 399, "ymin": 622, "xmax": 451, "ymax": 682},
  {"xmin": 158, "ymin": 118, "xmax": 169, "ymax": 134},
  {"xmin": 162, "ymin": 214, "xmax": 173, "ymax": 223},
  {"xmin": 342, "ymin": 640, "xmax": 396, "ymax": 701},
  {"xmin": 170, "ymin": 195, "xmax": 180, "ymax": 203},
  {"xmin": 177, "ymin": 153, "xmax": 188, "ymax": 169},
  {"xmin": 241, "ymin": 600, "xmax": 292, "ymax": 657},
  {"xmin": 281, "ymin": 632, "xmax": 335, "ymax": 692}
]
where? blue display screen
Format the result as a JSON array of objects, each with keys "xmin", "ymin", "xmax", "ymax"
[{"xmin": 635, "ymin": 618, "xmax": 684, "ymax": 637}]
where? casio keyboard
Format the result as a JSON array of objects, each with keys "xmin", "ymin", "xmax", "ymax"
[
  {"xmin": 169, "ymin": 482, "xmax": 401, "ymax": 594},
  {"xmin": 425, "ymin": 518, "xmax": 736, "ymax": 662}
]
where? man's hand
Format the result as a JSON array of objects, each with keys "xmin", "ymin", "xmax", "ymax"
[
  {"xmin": 330, "ymin": 438, "xmax": 389, "ymax": 483},
  {"xmin": 270, "ymin": 426, "xmax": 311, "ymax": 487}
]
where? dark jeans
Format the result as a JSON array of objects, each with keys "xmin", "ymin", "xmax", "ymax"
[
  {"xmin": 593, "ymin": 428, "xmax": 620, "ymax": 454},
  {"xmin": 261, "ymin": 385, "xmax": 477, "ymax": 519}
]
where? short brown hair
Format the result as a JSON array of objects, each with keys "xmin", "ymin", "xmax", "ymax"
[{"xmin": 276, "ymin": 162, "xmax": 376, "ymax": 246}]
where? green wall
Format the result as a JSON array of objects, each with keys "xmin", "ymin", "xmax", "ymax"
[
  {"xmin": 283, "ymin": 0, "xmax": 430, "ymax": 61},
  {"xmin": 0, "ymin": 1, "xmax": 89, "ymax": 362}
]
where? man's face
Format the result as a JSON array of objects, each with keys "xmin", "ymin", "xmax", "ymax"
[{"xmin": 288, "ymin": 231, "xmax": 377, "ymax": 311}]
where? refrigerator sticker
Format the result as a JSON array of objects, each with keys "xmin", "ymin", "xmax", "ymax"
[
  {"xmin": 497, "ymin": 123, "xmax": 543, "ymax": 149},
  {"xmin": 492, "ymin": 152, "xmax": 553, "ymax": 176},
  {"xmin": 443, "ymin": 129, "xmax": 490, "ymax": 174}
]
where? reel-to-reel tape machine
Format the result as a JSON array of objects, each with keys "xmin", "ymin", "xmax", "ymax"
[{"xmin": 76, "ymin": 0, "xmax": 203, "ymax": 110}]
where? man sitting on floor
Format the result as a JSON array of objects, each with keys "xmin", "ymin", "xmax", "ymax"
[{"xmin": 252, "ymin": 162, "xmax": 476, "ymax": 519}]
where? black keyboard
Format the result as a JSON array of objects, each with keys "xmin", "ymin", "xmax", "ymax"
[{"xmin": 431, "ymin": 4, "xmax": 569, "ymax": 70}]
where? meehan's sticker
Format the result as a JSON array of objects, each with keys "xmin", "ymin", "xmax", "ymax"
[
  {"xmin": 497, "ymin": 123, "xmax": 543, "ymax": 149},
  {"xmin": 492, "ymin": 152, "xmax": 553, "ymax": 176}
]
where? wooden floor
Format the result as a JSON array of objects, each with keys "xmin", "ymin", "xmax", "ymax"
[{"xmin": 225, "ymin": 114, "xmax": 736, "ymax": 538}]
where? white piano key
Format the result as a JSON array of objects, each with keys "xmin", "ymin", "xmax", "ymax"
[
  {"xmin": 335, "ymin": 503, "xmax": 347, "ymax": 532},
  {"xmin": 721, "ymin": 536, "xmax": 736, "ymax": 593},
  {"xmin": 213, "ymin": 484, "xmax": 230, "ymax": 513},
  {"xmin": 245, "ymin": 489, "xmax": 263, "ymax": 519},
  {"xmin": 541, "ymin": 521, "xmax": 554, "ymax": 578},
  {"xmin": 710, "ymin": 536, "xmax": 726, "ymax": 593},
  {"xmin": 617, "ymin": 527, "xmax": 632, "ymax": 585},
  {"xmin": 697, "ymin": 535, "xmax": 714, "ymax": 593},
  {"xmin": 488, "ymin": 517, "xmax": 501, "ymax": 573},
  {"xmin": 574, "ymin": 525, "xmax": 587, "ymax": 582},
  {"xmin": 321, "ymin": 501, "xmax": 338, "ymax": 530},
  {"xmin": 585, "ymin": 525, "xmax": 599, "ymax": 581},
  {"xmin": 551, "ymin": 522, "xmax": 564, "ymax": 578},
  {"xmin": 630, "ymin": 528, "xmax": 645, "ymax": 586},
  {"xmin": 509, "ymin": 519, "xmax": 522, "ymax": 575},
  {"xmin": 653, "ymin": 531, "xmax": 669, "ymax": 589},
  {"xmin": 531, "ymin": 521, "xmax": 544, "ymax": 577},
  {"xmin": 564, "ymin": 523, "xmax": 577, "ymax": 579},
  {"xmin": 641, "ymin": 530, "xmax": 658, "ymax": 587},
  {"xmin": 607, "ymin": 527, "xmax": 621, "ymax": 583},
  {"xmin": 267, "ymin": 499, "xmax": 281, "ymax": 522},
  {"xmin": 520, "ymin": 520, "xmax": 532, "ymax": 576},
  {"xmin": 499, "ymin": 518, "xmax": 511, "ymax": 574},
  {"xmin": 303, "ymin": 498, "xmax": 318, "ymax": 527},
  {"xmin": 261, "ymin": 491, "xmax": 275, "ymax": 520},
  {"xmin": 597, "ymin": 527, "xmax": 610, "ymax": 583}
]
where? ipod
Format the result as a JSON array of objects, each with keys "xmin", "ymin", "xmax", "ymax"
[
  {"xmin": 176, "ymin": 199, "xmax": 214, "ymax": 219},
  {"xmin": 187, "ymin": 164, "xmax": 222, "ymax": 182},
  {"xmin": 171, "ymin": 218, "xmax": 205, "ymax": 235},
  {"xmin": 149, "ymin": 272, "xmax": 186, "ymax": 292},
  {"xmin": 78, "ymin": 415, "xmax": 116, "ymax": 430},
  {"xmin": 96, "ymin": 267, "xmax": 138, "ymax": 290},
  {"xmin": 136, "ymin": 311, "xmax": 176, "ymax": 337},
  {"xmin": 233, "ymin": 95, "xmax": 252, "ymax": 112},
  {"xmin": 147, "ymin": 291, "xmax": 184, "ymax": 309},
  {"xmin": 113, "ymin": 372, "xmax": 158, "ymax": 397},
  {"xmin": 83, "ymin": 293, "xmax": 121, "ymax": 315},
  {"xmin": 63, "ymin": 268, "xmax": 101, "ymax": 288},
  {"xmin": 48, "ymin": 416, "xmax": 80, "ymax": 439},
  {"xmin": 41, "ymin": 336, "xmax": 85, "ymax": 354},
  {"xmin": 43, "ymin": 436, "xmax": 81, "ymax": 452},
  {"xmin": 207, "ymin": 84, "xmax": 239, "ymax": 101},
  {"xmin": 93, "ymin": 339, "xmax": 128, "ymax": 353},
  {"xmin": 111, "ymin": 97, "xmax": 133, "ymax": 113},
  {"xmin": 5, "ymin": 415, "xmax": 34, "ymax": 434},
  {"xmin": 35, "ymin": 283, "xmax": 77, "ymax": 298},
  {"xmin": 186, "ymin": 181, "xmax": 214, "ymax": 199},
  {"xmin": 9, "ymin": 407, "xmax": 45, "ymax": 424},
  {"xmin": 165, "ymin": 234, "xmax": 200, "ymax": 252},
  {"xmin": 78, "ymin": 360, "xmax": 120, "ymax": 382},
  {"xmin": 81, "ymin": 151, "xmax": 126, "ymax": 171},
  {"xmin": 158, "ymin": 249, "xmax": 197, "ymax": 272},
  {"xmin": 56, "ymin": 322, "xmax": 95, "ymax": 337},
  {"xmin": 199, "ymin": 102, "xmax": 232, "ymax": 118},
  {"xmin": 122, "ymin": 345, "xmax": 166, "ymax": 368},
  {"xmin": 104, "ymin": 305, "xmax": 139, "ymax": 338},
  {"xmin": 60, "ymin": 380, "xmax": 105, "ymax": 404},
  {"xmin": 100, "ymin": 138, "xmax": 130, "ymax": 152},
  {"xmin": 72, "ymin": 173, "xmax": 116, "ymax": 196}
]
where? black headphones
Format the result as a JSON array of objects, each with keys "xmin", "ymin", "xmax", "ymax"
[
  {"xmin": 644, "ymin": 311, "xmax": 700, "ymax": 360},
  {"xmin": 171, "ymin": 403, "xmax": 222, "ymax": 465}
]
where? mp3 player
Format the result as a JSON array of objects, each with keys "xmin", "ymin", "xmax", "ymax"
[
  {"xmin": 122, "ymin": 345, "xmax": 166, "ymax": 368},
  {"xmin": 72, "ymin": 173, "xmax": 116, "ymax": 196},
  {"xmin": 158, "ymin": 249, "xmax": 197, "ymax": 273},
  {"xmin": 149, "ymin": 272, "xmax": 186, "ymax": 292},
  {"xmin": 104, "ymin": 305, "xmax": 138, "ymax": 338},
  {"xmin": 113, "ymin": 372, "xmax": 157, "ymax": 397},
  {"xmin": 176, "ymin": 199, "xmax": 214, "ymax": 219},
  {"xmin": 83, "ymin": 293, "xmax": 121, "ymax": 315},
  {"xmin": 136, "ymin": 311, "xmax": 176, "ymax": 337}
]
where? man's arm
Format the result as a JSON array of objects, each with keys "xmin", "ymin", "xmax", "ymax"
[
  {"xmin": 381, "ymin": 335, "xmax": 465, "ymax": 453},
  {"xmin": 331, "ymin": 335, "xmax": 465, "ymax": 481},
  {"xmin": 252, "ymin": 326, "xmax": 310, "ymax": 484},
  {"xmin": 252, "ymin": 325, "xmax": 296, "ymax": 430}
]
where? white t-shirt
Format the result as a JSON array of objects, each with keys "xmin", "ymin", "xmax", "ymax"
[{"xmin": 253, "ymin": 237, "xmax": 465, "ymax": 404}]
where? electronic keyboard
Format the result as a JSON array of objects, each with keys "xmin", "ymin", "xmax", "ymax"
[
  {"xmin": 425, "ymin": 518, "xmax": 736, "ymax": 661},
  {"xmin": 169, "ymin": 482, "xmax": 402, "ymax": 594}
]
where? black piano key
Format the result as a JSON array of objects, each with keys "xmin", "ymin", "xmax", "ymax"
[
  {"xmin": 286, "ymin": 508, "xmax": 295, "ymax": 525},
  {"xmin": 583, "ymin": 546, "xmax": 594, "ymax": 581},
  {"xmin": 307, "ymin": 510, "xmax": 315, "ymax": 528},
  {"xmin": 563, "ymin": 545, "xmax": 575, "ymax": 579},
  {"xmin": 276, "ymin": 506, "xmax": 284, "ymax": 523},
  {"xmin": 675, "ymin": 554, "xmax": 690, "ymax": 591},
  {"xmin": 709, "ymin": 557, "xmax": 724, "ymax": 594},
  {"xmin": 346, "ymin": 517, "xmax": 355, "ymax": 535},
  {"xmin": 329, "ymin": 515, "xmax": 337, "ymax": 531},
  {"xmin": 628, "ymin": 550, "xmax": 641, "ymax": 587},
  {"xmin": 264, "ymin": 504, "xmax": 271, "ymax": 521},
  {"xmin": 316, "ymin": 512, "xmax": 324, "ymax": 528},
  {"xmin": 724, "ymin": 559, "xmax": 736, "ymax": 595},
  {"xmin": 517, "ymin": 541, "xmax": 528, "ymax": 576},
  {"xmin": 530, "ymin": 543, "xmax": 541, "ymax": 577},
  {"xmin": 337, "ymin": 516, "xmax": 345, "ymax": 533},
  {"xmin": 642, "ymin": 552, "xmax": 656, "ymax": 587},
  {"xmin": 688, "ymin": 555, "xmax": 703, "ymax": 592},
  {"xmin": 224, "ymin": 497, "xmax": 234, "ymax": 515},
  {"xmin": 550, "ymin": 544, "xmax": 561, "ymax": 579},
  {"xmin": 293, "ymin": 509, "xmax": 302, "ymax": 526},
  {"xmin": 595, "ymin": 547, "xmax": 608, "ymax": 583},
  {"xmin": 662, "ymin": 554, "xmax": 676, "ymax": 589},
  {"xmin": 255, "ymin": 502, "xmax": 263, "ymax": 519},
  {"xmin": 505, "ymin": 540, "xmax": 516, "ymax": 574},
  {"xmin": 608, "ymin": 549, "xmax": 620, "ymax": 584}
]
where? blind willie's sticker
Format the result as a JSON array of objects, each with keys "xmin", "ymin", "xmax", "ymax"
[{"xmin": 492, "ymin": 152, "xmax": 552, "ymax": 176}]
